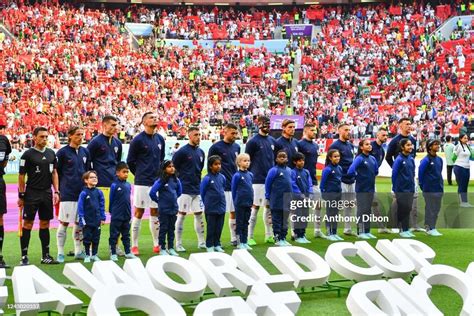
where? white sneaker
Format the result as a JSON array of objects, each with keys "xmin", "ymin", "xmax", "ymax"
[
  {"xmin": 378, "ymin": 228, "xmax": 391, "ymax": 234},
  {"xmin": 175, "ymin": 245, "xmax": 186, "ymax": 252},
  {"xmin": 343, "ymin": 229, "xmax": 357, "ymax": 236},
  {"xmin": 460, "ymin": 202, "xmax": 474, "ymax": 208},
  {"xmin": 116, "ymin": 247, "xmax": 125, "ymax": 257},
  {"xmin": 198, "ymin": 242, "xmax": 207, "ymax": 249},
  {"xmin": 314, "ymin": 230, "xmax": 327, "ymax": 238}
]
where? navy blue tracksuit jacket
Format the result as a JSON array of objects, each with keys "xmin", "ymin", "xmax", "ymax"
[
  {"xmin": 78, "ymin": 187, "xmax": 106, "ymax": 227},
  {"xmin": 347, "ymin": 153, "xmax": 379, "ymax": 193},
  {"xmin": 208, "ymin": 140, "xmax": 240, "ymax": 191},
  {"xmin": 297, "ymin": 139, "xmax": 319, "ymax": 185},
  {"xmin": 328, "ymin": 140, "xmax": 355, "ymax": 184},
  {"xmin": 200, "ymin": 172, "xmax": 226, "ymax": 215},
  {"xmin": 149, "ymin": 177, "xmax": 182, "ymax": 215},
  {"xmin": 231, "ymin": 170, "xmax": 254, "ymax": 208},
  {"xmin": 172, "ymin": 144, "xmax": 205, "ymax": 195},
  {"xmin": 109, "ymin": 179, "xmax": 132, "ymax": 221},
  {"xmin": 87, "ymin": 134, "xmax": 122, "ymax": 187},
  {"xmin": 245, "ymin": 134, "xmax": 276, "ymax": 184},
  {"xmin": 275, "ymin": 136, "xmax": 299, "ymax": 169},
  {"xmin": 418, "ymin": 155, "xmax": 444, "ymax": 193},
  {"xmin": 386, "ymin": 134, "xmax": 417, "ymax": 168},
  {"xmin": 127, "ymin": 131, "xmax": 166, "ymax": 186},
  {"xmin": 56, "ymin": 145, "xmax": 91, "ymax": 201},
  {"xmin": 265, "ymin": 165, "xmax": 292, "ymax": 210},
  {"xmin": 320, "ymin": 164, "xmax": 343, "ymax": 193},
  {"xmin": 392, "ymin": 153, "xmax": 415, "ymax": 193}
]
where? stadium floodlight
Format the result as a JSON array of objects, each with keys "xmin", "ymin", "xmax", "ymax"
[
  {"xmin": 305, "ymin": 1, "xmax": 320, "ymax": 4},
  {"xmin": 269, "ymin": 2, "xmax": 284, "ymax": 5},
  {"xmin": 185, "ymin": 2, "xmax": 194, "ymax": 5},
  {"xmin": 215, "ymin": 2, "xmax": 230, "ymax": 5}
]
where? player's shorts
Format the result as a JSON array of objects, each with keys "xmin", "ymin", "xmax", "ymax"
[
  {"xmin": 252, "ymin": 184, "xmax": 267, "ymax": 207},
  {"xmin": 58, "ymin": 201, "xmax": 78, "ymax": 223},
  {"xmin": 178, "ymin": 194, "xmax": 203, "ymax": 213},
  {"xmin": 341, "ymin": 182, "xmax": 356, "ymax": 204},
  {"xmin": 133, "ymin": 185, "xmax": 158, "ymax": 209},
  {"xmin": 23, "ymin": 189, "xmax": 53, "ymax": 221},
  {"xmin": 0, "ymin": 177, "xmax": 6, "ymax": 214},
  {"xmin": 98, "ymin": 187, "xmax": 110, "ymax": 212},
  {"xmin": 224, "ymin": 191, "xmax": 235, "ymax": 213},
  {"xmin": 312, "ymin": 185, "xmax": 322, "ymax": 200}
]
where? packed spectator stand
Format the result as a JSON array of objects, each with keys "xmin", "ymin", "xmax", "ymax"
[{"xmin": 0, "ymin": 1, "xmax": 472, "ymax": 150}]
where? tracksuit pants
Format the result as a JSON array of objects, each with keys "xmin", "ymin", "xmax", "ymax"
[
  {"xmin": 205, "ymin": 213, "xmax": 225, "ymax": 248},
  {"xmin": 159, "ymin": 214, "xmax": 177, "ymax": 250},
  {"xmin": 109, "ymin": 219, "xmax": 131, "ymax": 255},
  {"xmin": 235, "ymin": 206, "xmax": 251, "ymax": 244}
]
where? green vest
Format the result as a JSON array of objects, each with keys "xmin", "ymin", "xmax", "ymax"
[
  {"xmin": 470, "ymin": 3, "xmax": 474, "ymax": 10},
  {"xmin": 189, "ymin": 71, "xmax": 195, "ymax": 81},
  {"xmin": 242, "ymin": 128, "xmax": 248, "ymax": 137},
  {"xmin": 295, "ymin": 14, "xmax": 299, "ymax": 21},
  {"xmin": 457, "ymin": 19, "xmax": 463, "ymax": 27},
  {"xmin": 127, "ymin": 11, "xmax": 132, "ymax": 18},
  {"xmin": 291, "ymin": 51, "xmax": 296, "ymax": 58},
  {"xmin": 286, "ymin": 107, "xmax": 293, "ymax": 115},
  {"xmin": 119, "ymin": 131, "xmax": 126, "ymax": 140},
  {"xmin": 287, "ymin": 73, "xmax": 293, "ymax": 81},
  {"xmin": 138, "ymin": 38, "xmax": 144, "ymax": 46},
  {"xmin": 285, "ymin": 88, "xmax": 291, "ymax": 97},
  {"xmin": 460, "ymin": 4, "xmax": 466, "ymax": 11}
]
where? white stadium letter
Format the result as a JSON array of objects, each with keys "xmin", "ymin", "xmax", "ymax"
[
  {"xmin": 356, "ymin": 240, "xmax": 415, "ymax": 278},
  {"xmin": 146, "ymin": 256, "xmax": 207, "ymax": 301},
  {"xmin": 392, "ymin": 239, "xmax": 436, "ymax": 273},
  {"xmin": 325, "ymin": 242, "xmax": 384, "ymax": 282},
  {"xmin": 13, "ymin": 265, "xmax": 82, "ymax": 315},
  {"xmin": 189, "ymin": 252, "xmax": 255, "ymax": 296},
  {"xmin": 63, "ymin": 261, "xmax": 185, "ymax": 316},
  {"xmin": 246, "ymin": 281, "xmax": 301, "ymax": 316},
  {"xmin": 232, "ymin": 249, "xmax": 294, "ymax": 291},
  {"xmin": 266, "ymin": 246, "xmax": 331, "ymax": 288}
]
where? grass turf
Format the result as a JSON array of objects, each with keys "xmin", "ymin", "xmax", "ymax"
[{"xmin": 1, "ymin": 175, "xmax": 473, "ymax": 315}]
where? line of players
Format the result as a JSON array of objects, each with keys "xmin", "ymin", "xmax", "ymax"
[{"xmin": 0, "ymin": 114, "xmax": 453, "ymax": 266}]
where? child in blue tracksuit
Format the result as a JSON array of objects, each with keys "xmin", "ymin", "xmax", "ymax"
[
  {"xmin": 78, "ymin": 171, "xmax": 106, "ymax": 263},
  {"xmin": 418, "ymin": 139, "xmax": 444, "ymax": 236},
  {"xmin": 201, "ymin": 155, "xmax": 227, "ymax": 253},
  {"xmin": 150, "ymin": 160, "xmax": 182, "ymax": 256},
  {"xmin": 320, "ymin": 149, "xmax": 343, "ymax": 241},
  {"xmin": 392, "ymin": 138, "xmax": 416, "ymax": 238},
  {"xmin": 347, "ymin": 139, "xmax": 379, "ymax": 239},
  {"xmin": 265, "ymin": 150, "xmax": 293, "ymax": 246},
  {"xmin": 291, "ymin": 152, "xmax": 313, "ymax": 244},
  {"xmin": 109, "ymin": 162, "xmax": 137, "ymax": 261},
  {"xmin": 231, "ymin": 153, "xmax": 254, "ymax": 250}
]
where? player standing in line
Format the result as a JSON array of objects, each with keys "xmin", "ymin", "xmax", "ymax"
[
  {"xmin": 172, "ymin": 127, "xmax": 206, "ymax": 251},
  {"xmin": 56, "ymin": 126, "xmax": 91, "ymax": 263},
  {"xmin": 328, "ymin": 123, "xmax": 357, "ymax": 236},
  {"xmin": 245, "ymin": 116, "xmax": 276, "ymax": 246},
  {"xmin": 127, "ymin": 112, "xmax": 165, "ymax": 255},
  {"xmin": 385, "ymin": 118, "xmax": 422, "ymax": 232},
  {"xmin": 297, "ymin": 123, "xmax": 325, "ymax": 238},
  {"xmin": 208, "ymin": 123, "xmax": 240, "ymax": 246},
  {"xmin": 87, "ymin": 115, "xmax": 124, "ymax": 255},
  {"xmin": 275, "ymin": 119, "xmax": 299, "ymax": 168},
  {"xmin": 0, "ymin": 120, "xmax": 11, "ymax": 267},
  {"xmin": 369, "ymin": 128, "xmax": 391, "ymax": 233},
  {"xmin": 18, "ymin": 127, "xmax": 60, "ymax": 265}
]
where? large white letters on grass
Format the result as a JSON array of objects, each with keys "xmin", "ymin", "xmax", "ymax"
[
  {"xmin": 12, "ymin": 265, "xmax": 82, "ymax": 315},
  {"xmin": 6, "ymin": 240, "xmax": 472, "ymax": 316}
]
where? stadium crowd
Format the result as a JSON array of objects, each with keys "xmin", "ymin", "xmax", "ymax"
[{"xmin": 0, "ymin": 1, "xmax": 472, "ymax": 151}]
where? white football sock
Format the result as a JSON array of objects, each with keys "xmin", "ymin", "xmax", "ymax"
[
  {"xmin": 175, "ymin": 213, "xmax": 185, "ymax": 247},
  {"xmin": 131, "ymin": 217, "xmax": 142, "ymax": 248},
  {"xmin": 149, "ymin": 216, "xmax": 160, "ymax": 247},
  {"xmin": 263, "ymin": 207, "xmax": 273, "ymax": 238},
  {"xmin": 194, "ymin": 213, "xmax": 205, "ymax": 244},
  {"xmin": 247, "ymin": 206, "xmax": 258, "ymax": 240},
  {"xmin": 229, "ymin": 215, "xmax": 237, "ymax": 242},
  {"xmin": 72, "ymin": 224, "xmax": 83, "ymax": 255},
  {"xmin": 56, "ymin": 225, "xmax": 67, "ymax": 256}
]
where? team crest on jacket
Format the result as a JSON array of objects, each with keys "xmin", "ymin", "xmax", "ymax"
[
  {"xmin": 271, "ymin": 145, "xmax": 275, "ymax": 150},
  {"xmin": 295, "ymin": 147, "xmax": 298, "ymax": 151},
  {"xmin": 158, "ymin": 144, "xmax": 162, "ymax": 150},
  {"xmin": 200, "ymin": 155, "xmax": 203, "ymax": 162},
  {"xmin": 114, "ymin": 146, "xmax": 118, "ymax": 153},
  {"xmin": 83, "ymin": 156, "xmax": 87, "ymax": 164}
]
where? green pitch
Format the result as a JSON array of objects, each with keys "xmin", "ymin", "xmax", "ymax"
[{"xmin": 1, "ymin": 176, "xmax": 473, "ymax": 315}]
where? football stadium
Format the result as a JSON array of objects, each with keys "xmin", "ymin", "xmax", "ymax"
[{"xmin": 0, "ymin": 0, "xmax": 473, "ymax": 314}]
